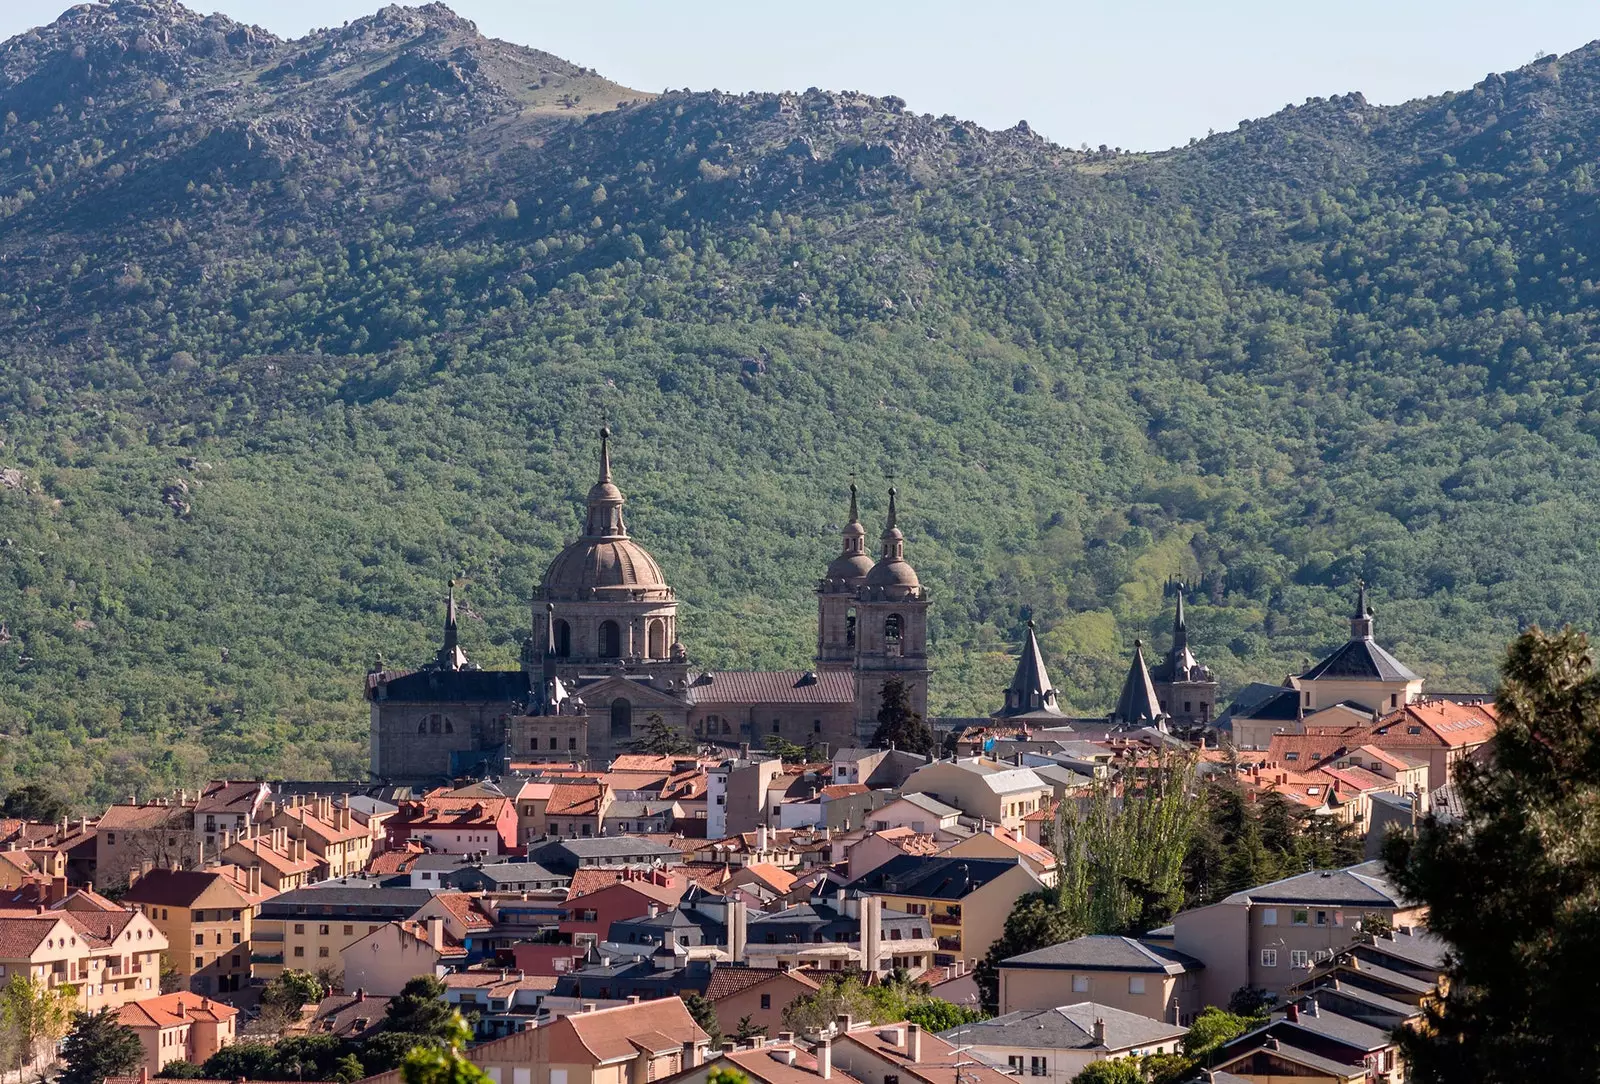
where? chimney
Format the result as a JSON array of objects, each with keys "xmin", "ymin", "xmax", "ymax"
[
  {"xmin": 139, "ymin": 1068, "xmax": 150, "ymax": 1084},
  {"xmin": 907, "ymin": 1024, "xmax": 922, "ymax": 1062},
  {"xmin": 1286, "ymin": 1003, "xmax": 1299, "ymax": 1022},
  {"xmin": 1266, "ymin": 1037, "xmax": 1280, "ymax": 1051},
  {"xmin": 356, "ymin": 989, "xmax": 366, "ymax": 1002},
  {"xmin": 818, "ymin": 1038, "xmax": 832, "ymax": 1080},
  {"xmin": 728, "ymin": 899, "xmax": 748, "ymax": 964},
  {"xmin": 1091, "ymin": 1018, "xmax": 1105, "ymax": 1046},
  {"xmin": 295, "ymin": 838, "xmax": 307, "ymax": 862},
  {"xmin": 834, "ymin": 1014, "xmax": 853, "ymax": 1034},
  {"xmin": 425, "ymin": 915, "xmax": 445, "ymax": 951},
  {"xmin": 247, "ymin": 866, "xmax": 261, "ymax": 895},
  {"xmin": 682, "ymin": 1040, "xmax": 702, "ymax": 1069}
]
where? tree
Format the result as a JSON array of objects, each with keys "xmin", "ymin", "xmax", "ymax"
[
  {"xmin": 1069, "ymin": 1059, "xmax": 1144, "ymax": 1084},
  {"xmin": 707, "ymin": 1068, "xmax": 750, "ymax": 1084},
  {"xmin": 904, "ymin": 999, "xmax": 986, "ymax": 1032},
  {"xmin": 682, "ymin": 992, "xmax": 720, "ymax": 1044},
  {"xmin": 400, "ymin": 1014, "xmax": 490, "ymax": 1084},
  {"xmin": 201, "ymin": 1042, "xmax": 280, "ymax": 1081},
  {"xmin": 0, "ymin": 784, "xmax": 70, "ymax": 823},
  {"xmin": 631, "ymin": 715, "xmax": 690, "ymax": 756},
  {"xmin": 384, "ymin": 977, "xmax": 456, "ymax": 1038},
  {"xmin": 260, "ymin": 969, "xmax": 325, "ymax": 1020},
  {"xmin": 731, "ymin": 1015, "xmax": 764, "ymax": 1042},
  {"xmin": 1384, "ymin": 626, "xmax": 1600, "ymax": 1081},
  {"xmin": 357, "ymin": 1033, "xmax": 446, "ymax": 1075},
  {"xmin": 158, "ymin": 955, "xmax": 183, "ymax": 994},
  {"xmin": 1180, "ymin": 1007, "xmax": 1257, "ymax": 1065},
  {"xmin": 0, "ymin": 975, "xmax": 75, "ymax": 1077},
  {"xmin": 59, "ymin": 1010, "xmax": 145, "ymax": 1084},
  {"xmin": 156, "ymin": 1061, "xmax": 208, "ymax": 1079},
  {"xmin": 869, "ymin": 677, "xmax": 935, "ymax": 755},
  {"xmin": 333, "ymin": 1054, "xmax": 367, "ymax": 1084}
]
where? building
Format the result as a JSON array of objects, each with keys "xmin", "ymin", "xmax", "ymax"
[
  {"xmin": 95, "ymin": 801, "xmax": 194, "ymax": 890},
  {"xmin": 864, "ymin": 793, "xmax": 964, "ymax": 837},
  {"xmin": 251, "ymin": 885, "xmax": 435, "ymax": 980},
  {"xmin": 1169, "ymin": 862, "xmax": 1424, "ymax": 1008},
  {"xmin": 661, "ymin": 1035, "xmax": 857, "ymax": 1084},
  {"xmin": 193, "ymin": 782, "xmax": 271, "ymax": 856},
  {"xmin": 708, "ymin": 755, "xmax": 783, "ymax": 839},
  {"xmin": 341, "ymin": 916, "xmax": 467, "ymax": 995},
  {"xmin": 844, "ymin": 855, "xmax": 1045, "ymax": 967},
  {"xmin": 118, "ymin": 991, "xmax": 238, "ymax": 1076},
  {"xmin": 938, "ymin": 1002, "xmax": 1187, "ymax": 1083},
  {"xmin": 900, "ymin": 760, "xmax": 1049, "ymax": 829},
  {"xmin": 122, "ymin": 869, "xmax": 259, "ymax": 995},
  {"xmin": 355, "ymin": 998, "xmax": 712, "ymax": 1084},
  {"xmin": 526, "ymin": 836, "xmax": 685, "ymax": 875},
  {"xmin": 830, "ymin": 1018, "xmax": 1014, "ymax": 1084},
  {"xmin": 0, "ymin": 904, "xmax": 167, "ymax": 1012},
  {"xmin": 559, "ymin": 869, "xmax": 685, "ymax": 946},
  {"xmin": 740, "ymin": 894, "xmax": 934, "ymax": 974},
  {"xmin": 937, "ymin": 826, "xmax": 1057, "ymax": 885},
  {"xmin": 703, "ymin": 966, "xmax": 823, "ymax": 1038},
  {"xmin": 367, "ymin": 433, "xmax": 933, "ymax": 781},
  {"xmin": 219, "ymin": 830, "xmax": 318, "ymax": 893},
  {"xmin": 268, "ymin": 797, "xmax": 372, "ymax": 879},
  {"xmin": 385, "ymin": 793, "xmax": 519, "ymax": 855},
  {"xmin": 996, "ymin": 935, "xmax": 1203, "ymax": 1022}
]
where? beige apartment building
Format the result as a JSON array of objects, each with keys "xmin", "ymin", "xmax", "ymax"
[
  {"xmin": 122, "ymin": 868, "xmax": 259, "ymax": 996},
  {"xmin": 0, "ymin": 906, "xmax": 168, "ymax": 1013},
  {"xmin": 997, "ymin": 935, "xmax": 1203, "ymax": 1023},
  {"xmin": 900, "ymin": 759, "xmax": 1049, "ymax": 828}
]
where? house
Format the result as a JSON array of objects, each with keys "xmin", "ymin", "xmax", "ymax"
[
  {"xmin": 513, "ymin": 782, "xmax": 554, "ymax": 846},
  {"xmin": 252, "ymin": 884, "xmax": 435, "ymax": 980},
  {"xmin": 299, "ymin": 991, "xmax": 392, "ymax": 1040},
  {"xmin": 527, "ymin": 836, "xmax": 684, "ymax": 875},
  {"xmin": 740, "ymin": 894, "xmax": 934, "ymax": 974},
  {"xmin": 1357, "ymin": 699, "xmax": 1498, "ymax": 788},
  {"xmin": 863, "ymin": 794, "xmax": 964, "ymax": 837},
  {"xmin": 544, "ymin": 783, "xmax": 613, "ymax": 840},
  {"xmin": 1169, "ymin": 862, "xmax": 1424, "ymax": 1008},
  {"xmin": 844, "ymin": 855, "xmax": 1045, "ymax": 967},
  {"xmin": 118, "ymin": 991, "xmax": 238, "ymax": 1076},
  {"xmin": 411, "ymin": 892, "xmax": 496, "ymax": 960},
  {"xmin": 831, "ymin": 747, "xmax": 929, "ymax": 789},
  {"xmin": 1320, "ymin": 746, "xmax": 1430, "ymax": 801},
  {"xmin": 355, "ymin": 997, "xmax": 712, "ymax": 1084},
  {"xmin": 95, "ymin": 801, "xmax": 193, "ymax": 889},
  {"xmin": 560, "ymin": 869, "xmax": 686, "ymax": 945},
  {"xmin": 269, "ymin": 797, "xmax": 372, "ymax": 878},
  {"xmin": 385, "ymin": 793, "xmax": 519, "ymax": 856},
  {"xmin": 938, "ymin": 826, "xmax": 1057, "ymax": 885},
  {"xmin": 901, "ymin": 759, "xmax": 1050, "ymax": 828},
  {"xmin": 831, "ymin": 1018, "xmax": 1014, "ymax": 1084},
  {"xmin": 845, "ymin": 828, "xmax": 942, "ymax": 881},
  {"xmin": 0, "ymin": 905, "xmax": 167, "ymax": 1012},
  {"xmin": 938, "ymin": 1002, "xmax": 1187, "ymax": 1082},
  {"xmin": 1212, "ymin": 999, "xmax": 1404, "ymax": 1084},
  {"xmin": 659, "ymin": 1034, "xmax": 859, "ymax": 1084},
  {"xmin": 442, "ymin": 971, "xmax": 560, "ymax": 1039},
  {"xmin": 708, "ymin": 754, "xmax": 784, "ymax": 839},
  {"xmin": 1294, "ymin": 589, "xmax": 1425, "ymax": 717},
  {"xmin": 122, "ymin": 868, "xmax": 259, "ymax": 995},
  {"xmin": 219, "ymin": 829, "xmax": 318, "ymax": 893},
  {"xmin": 997, "ymin": 935, "xmax": 1203, "ymax": 1023},
  {"xmin": 440, "ymin": 860, "xmax": 568, "ymax": 895},
  {"xmin": 341, "ymin": 916, "xmax": 467, "ymax": 995},
  {"xmin": 601, "ymin": 801, "xmax": 678, "ymax": 835},
  {"xmin": 193, "ymin": 782, "xmax": 271, "ymax": 855},
  {"xmin": 703, "ymin": 965, "xmax": 822, "ymax": 1039}
]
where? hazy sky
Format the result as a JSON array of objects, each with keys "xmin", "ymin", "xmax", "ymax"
[{"xmin": 1, "ymin": 0, "xmax": 1596, "ymax": 150}]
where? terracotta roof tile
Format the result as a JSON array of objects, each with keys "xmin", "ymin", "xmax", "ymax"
[
  {"xmin": 117, "ymin": 991, "xmax": 239, "ymax": 1030},
  {"xmin": 431, "ymin": 893, "xmax": 494, "ymax": 930},
  {"xmin": 704, "ymin": 966, "xmax": 820, "ymax": 1002},
  {"xmin": 546, "ymin": 784, "xmax": 607, "ymax": 818}
]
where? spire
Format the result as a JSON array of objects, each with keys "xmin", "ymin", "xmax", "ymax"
[
  {"xmin": 849, "ymin": 482, "xmax": 860, "ymax": 526},
  {"xmin": 1111, "ymin": 639, "xmax": 1165, "ymax": 728},
  {"xmin": 1163, "ymin": 581, "xmax": 1198, "ymax": 678},
  {"xmin": 1172, "ymin": 586, "xmax": 1188, "ymax": 652},
  {"xmin": 436, "ymin": 578, "xmax": 468, "ymax": 671},
  {"xmin": 584, "ymin": 427, "xmax": 627, "ymax": 538},
  {"xmin": 885, "ymin": 486, "xmax": 898, "ymax": 533},
  {"xmin": 879, "ymin": 486, "xmax": 904, "ymax": 562},
  {"xmin": 545, "ymin": 602, "xmax": 557, "ymax": 658},
  {"xmin": 1350, "ymin": 580, "xmax": 1374, "ymax": 640},
  {"xmin": 996, "ymin": 621, "xmax": 1062, "ymax": 717}
]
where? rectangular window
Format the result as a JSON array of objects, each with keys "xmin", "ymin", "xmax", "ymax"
[
  {"xmin": 293, "ymin": 947, "xmax": 305, "ymax": 958},
  {"xmin": 194, "ymin": 957, "xmax": 204, "ymax": 969},
  {"xmin": 1315, "ymin": 910, "xmax": 1328, "ymax": 926},
  {"xmin": 194, "ymin": 935, "xmax": 204, "ymax": 946},
  {"xmin": 344, "ymin": 925, "xmax": 354, "ymax": 936},
  {"xmin": 293, "ymin": 924, "xmax": 305, "ymax": 934},
  {"xmin": 514, "ymin": 1071, "xmax": 531, "ymax": 1084},
  {"xmin": 1128, "ymin": 976, "xmax": 1146, "ymax": 995},
  {"xmin": 1291, "ymin": 910, "xmax": 1309, "ymax": 926},
  {"xmin": 1261, "ymin": 908, "xmax": 1278, "ymax": 926},
  {"xmin": 1006, "ymin": 1060, "xmax": 1022, "ymax": 1074},
  {"xmin": 1030, "ymin": 1058, "xmax": 1046, "ymax": 1077},
  {"xmin": 549, "ymin": 1072, "xmax": 566, "ymax": 1084},
  {"xmin": 318, "ymin": 947, "xmax": 329, "ymax": 958},
  {"xmin": 1260, "ymin": 949, "xmax": 1277, "ymax": 967},
  {"xmin": 1290, "ymin": 950, "xmax": 1309, "ymax": 969},
  {"xmin": 1072, "ymin": 975, "xmax": 1089, "ymax": 993},
  {"xmin": 319, "ymin": 925, "xmax": 330, "ymax": 936},
  {"xmin": 761, "ymin": 994, "xmax": 771, "ymax": 1009}
]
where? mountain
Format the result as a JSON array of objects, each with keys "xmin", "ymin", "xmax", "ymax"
[{"xmin": 1, "ymin": 1, "xmax": 1598, "ymax": 804}]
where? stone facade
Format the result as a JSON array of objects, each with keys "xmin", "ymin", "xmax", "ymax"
[{"xmin": 367, "ymin": 432, "xmax": 932, "ymax": 783}]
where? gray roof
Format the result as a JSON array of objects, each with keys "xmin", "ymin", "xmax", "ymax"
[
  {"xmin": 543, "ymin": 837, "xmax": 682, "ymax": 858},
  {"xmin": 1111, "ymin": 641, "xmax": 1164, "ymax": 725},
  {"xmin": 888, "ymin": 792, "xmax": 962, "ymax": 818},
  {"xmin": 1001, "ymin": 935, "xmax": 1201, "ymax": 975},
  {"xmin": 1302, "ymin": 983, "xmax": 1418, "ymax": 1020},
  {"xmin": 832, "ymin": 748, "xmax": 879, "ymax": 763},
  {"xmin": 1276, "ymin": 1006, "xmax": 1392, "ymax": 1051},
  {"xmin": 1221, "ymin": 861, "xmax": 1403, "ymax": 908},
  {"xmin": 1219, "ymin": 1039, "xmax": 1360, "ymax": 1079},
  {"xmin": 1031, "ymin": 764, "xmax": 1096, "ymax": 791},
  {"xmin": 845, "ymin": 855, "xmax": 1036, "ymax": 901},
  {"xmin": 939, "ymin": 1002, "xmax": 1184, "ymax": 1053},
  {"xmin": 260, "ymin": 885, "xmax": 434, "ymax": 915},
  {"xmin": 472, "ymin": 861, "xmax": 567, "ymax": 885},
  {"xmin": 993, "ymin": 624, "xmax": 1064, "ymax": 719},
  {"xmin": 1329, "ymin": 958, "xmax": 1431, "ymax": 995},
  {"xmin": 343, "ymin": 796, "xmax": 398, "ymax": 817},
  {"xmin": 1362, "ymin": 927, "xmax": 1448, "ymax": 971},
  {"xmin": 603, "ymin": 801, "xmax": 678, "ymax": 818},
  {"xmin": 1300, "ymin": 634, "xmax": 1419, "ymax": 683}
]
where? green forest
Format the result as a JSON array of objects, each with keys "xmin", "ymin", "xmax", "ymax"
[{"xmin": 1, "ymin": 1, "xmax": 1598, "ymax": 804}]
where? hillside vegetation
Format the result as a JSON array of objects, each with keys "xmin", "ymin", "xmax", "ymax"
[{"xmin": 0, "ymin": 0, "xmax": 1597, "ymax": 803}]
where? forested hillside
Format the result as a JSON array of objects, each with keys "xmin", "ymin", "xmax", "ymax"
[{"xmin": 1, "ymin": 0, "xmax": 1598, "ymax": 803}]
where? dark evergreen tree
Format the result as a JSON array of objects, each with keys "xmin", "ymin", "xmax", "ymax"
[
  {"xmin": 870, "ymin": 677, "xmax": 935, "ymax": 755},
  {"xmin": 1385, "ymin": 626, "xmax": 1600, "ymax": 1081},
  {"xmin": 0, "ymin": 784, "xmax": 70, "ymax": 824},
  {"xmin": 59, "ymin": 1010, "xmax": 144, "ymax": 1084},
  {"xmin": 682, "ymin": 992, "xmax": 720, "ymax": 1044},
  {"xmin": 631, "ymin": 715, "xmax": 691, "ymax": 756},
  {"xmin": 383, "ymin": 977, "xmax": 457, "ymax": 1038}
]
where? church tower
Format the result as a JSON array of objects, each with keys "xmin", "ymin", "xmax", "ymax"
[
  {"xmin": 1148, "ymin": 583, "xmax": 1218, "ymax": 731},
  {"xmin": 853, "ymin": 488, "xmax": 931, "ymax": 743},
  {"xmin": 817, "ymin": 484, "xmax": 874, "ymax": 672}
]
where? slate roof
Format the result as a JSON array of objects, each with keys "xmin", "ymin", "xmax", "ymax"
[
  {"xmin": 1001, "ymin": 934, "xmax": 1201, "ymax": 974},
  {"xmin": 686, "ymin": 670, "xmax": 854, "ymax": 705},
  {"xmin": 994, "ymin": 624, "xmax": 1064, "ymax": 719},
  {"xmin": 886, "ymin": 793, "xmax": 962, "ymax": 819},
  {"xmin": 1221, "ymin": 861, "xmax": 1403, "ymax": 908},
  {"xmin": 1218, "ymin": 1040, "xmax": 1359, "ymax": 1080},
  {"xmin": 366, "ymin": 667, "xmax": 530, "ymax": 704},
  {"xmin": 939, "ymin": 1001, "xmax": 1185, "ymax": 1052},
  {"xmin": 1301, "ymin": 636, "xmax": 1419, "ymax": 683},
  {"xmin": 1111, "ymin": 641, "xmax": 1164, "ymax": 725},
  {"xmin": 844, "ymin": 855, "xmax": 1035, "ymax": 901},
  {"xmin": 1362, "ymin": 927, "xmax": 1448, "ymax": 971}
]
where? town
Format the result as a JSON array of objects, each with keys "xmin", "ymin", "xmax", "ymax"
[{"xmin": 0, "ymin": 433, "xmax": 1495, "ymax": 1084}]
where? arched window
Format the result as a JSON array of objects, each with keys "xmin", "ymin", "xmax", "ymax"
[
  {"xmin": 554, "ymin": 619, "xmax": 572, "ymax": 658},
  {"xmin": 885, "ymin": 614, "xmax": 903, "ymax": 642},
  {"xmin": 648, "ymin": 619, "xmax": 666, "ymax": 659},
  {"xmin": 599, "ymin": 620, "xmax": 621, "ymax": 659},
  {"xmin": 610, "ymin": 698, "xmax": 633, "ymax": 739}
]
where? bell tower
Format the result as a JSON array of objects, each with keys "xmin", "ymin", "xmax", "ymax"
[
  {"xmin": 853, "ymin": 487, "xmax": 931, "ymax": 744},
  {"xmin": 818, "ymin": 484, "xmax": 874, "ymax": 672}
]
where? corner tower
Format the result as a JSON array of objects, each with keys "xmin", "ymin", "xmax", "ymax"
[
  {"xmin": 1148, "ymin": 583, "xmax": 1218, "ymax": 731},
  {"xmin": 817, "ymin": 484, "xmax": 874, "ymax": 672},
  {"xmin": 853, "ymin": 487, "xmax": 931, "ymax": 743}
]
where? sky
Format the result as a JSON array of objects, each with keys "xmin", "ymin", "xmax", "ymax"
[{"xmin": 1, "ymin": 0, "xmax": 1597, "ymax": 151}]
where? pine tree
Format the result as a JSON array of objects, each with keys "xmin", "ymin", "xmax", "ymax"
[
  {"xmin": 682, "ymin": 992, "xmax": 720, "ymax": 1044},
  {"xmin": 59, "ymin": 1010, "xmax": 145, "ymax": 1084},
  {"xmin": 869, "ymin": 677, "xmax": 935, "ymax": 755},
  {"xmin": 1385, "ymin": 626, "xmax": 1600, "ymax": 1081},
  {"xmin": 632, "ymin": 715, "xmax": 691, "ymax": 755}
]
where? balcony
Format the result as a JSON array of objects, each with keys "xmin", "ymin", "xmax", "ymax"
[
  {"xmin": 936, "ymin": 935, "xmax": 963, "ymax": 952},
  {"xmin": 251, "ymin": 952, "xmax": 284, "ymax": 965}
]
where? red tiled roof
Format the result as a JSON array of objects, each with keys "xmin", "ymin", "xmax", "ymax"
[
  {"xmin": 97, "ymin": 804, "xmax": 187, "ymax": 831},
  {"xmin": 686, "ymin": 670, "xmax": 855, "ymax": 705},
  {"xmin": 122, "ymin": 870, "xmax": 251, "ymax": 909},
  {"xmin": 546, "ymin": 784, "xmax": 606, "ymax": 818},
  {"xmin": 393, "ymin": 796, "xmax": 512, "ymax": 829},
  {"xmin": 819, "ymin": 784, "xmax": 869, "ymax": 800},
  {"xmin": 704, "ymin": 966, "xmax": 820, "ymax": 1002},
  {"xmin": 1319, "ymin": 765, "xmax": 1396, "ymax": 793},
  {"xmin": 118, "ymin": 991, "xmax": 239, "ymax": 1029},
  {"xmin": 552, "ymin": 999, "xmax": 707, "ymax": 1063},
  {"xmin": 565, "ymin": 868, "xmax": 687, "ymax": 900},
  {"xmin": 195, "ymin": 781, "xmax": 268, "ymax": 815},
  {"xmin": 737, "ymin": 863, "xmax": 797, "ymax": 894},
  {"xmin": 1365, "ymin": 700, "xmax": 1499, "ymax": 749},
  {"xmin": 367, "ymin": 849, "xmax": 423, "ymax": 876},
  {"xmin": 430, "ymin": 893, "xmax": 494, "ymax": 930}
]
